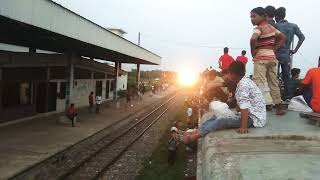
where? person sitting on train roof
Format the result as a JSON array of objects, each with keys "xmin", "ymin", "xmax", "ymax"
[
  {"xmin": 219, "ymin": 47, "xmax": 235, "ymax": 71},
  {"xmin": 300, "ymin": 66, "xmax": 320, "ymax": 113},
  {"xmin": 174, "ymin": 61, "xmax": 266, "ymax": 144},
  {"xmin": 286, "ymin": 68, "xmax": 301, "ymax": 100},
  {"xmin": 204, "ymin": 70, "xmax": 229, "ymax": 103}
]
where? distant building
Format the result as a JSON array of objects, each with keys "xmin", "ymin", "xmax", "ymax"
[{"xmin": 0, "ymin": 0, "xmax": 160, "ymax": 122}]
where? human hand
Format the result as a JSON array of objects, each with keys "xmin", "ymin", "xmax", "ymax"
[
  {"xmin": 238, "ymin": 127, "xmax": 249, "ymax": 134},
  {"xmin": 290, "ymin": 50, "xmax": 297, "ymax": 55}
]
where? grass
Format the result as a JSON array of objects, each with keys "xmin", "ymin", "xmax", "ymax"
[{"xmin": 135, "ymin": 104, "xmax": 188, "ymax": 180}]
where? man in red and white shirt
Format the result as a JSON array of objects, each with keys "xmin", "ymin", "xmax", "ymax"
[
  {"xmin": 236, "ymin": 50, "xmax": 248, "ymax": 68},
  {"xmin": 219, "ymin": 47, "xmax": 234, "ymax": 70}
]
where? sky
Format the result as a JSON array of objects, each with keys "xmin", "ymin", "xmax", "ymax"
[{"xmin": 53, "ymin": 0, "xmax": 319, "ymax": 76}]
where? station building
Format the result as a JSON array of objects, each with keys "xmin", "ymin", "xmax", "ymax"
[{"xmin": 0, "ymin": 0, "xmax": 161, "ymax": 122}]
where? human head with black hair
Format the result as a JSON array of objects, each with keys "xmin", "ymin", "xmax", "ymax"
[
  {"xmin": 265, "ymin": 5, "xmax": 276, "ymax": 18},
  {"xmin": 70, "ymin": 103, "xmax": 74, "ymax": 107},
  {"xmin": 250, "ymin": 7, "xmax": 267, "ymax": 26},
  {"xmin": 291, "ymin": 68, "xmax": 300, "ymax": 79},
  {"xmin": 241, "ymin": 50, "xmax": 246, "ymax": 55},
  {"xmin": 221, "ymin": 69, "xmax": 229, "ymax": 80},
  {"xmin": 207, "ymin": 70, "xmax": 217, "ymax": 80},
  {"xmin": 265, "ymin": 5, "xmax": 276, "ymax": 24},
  {"xmin": 224, "ymin": 47, "xmax": 229, "ymax": 54},
  {"xmin": 228, "ymin": 61, "xmax": 246, "ymax": 82},
  {"xmin": 275, "ymin": 7, "xmax": 286, "ymax": 22}
]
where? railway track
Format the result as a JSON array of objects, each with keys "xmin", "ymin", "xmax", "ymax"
[{"xmin": 10, "ymin": 92, "xmax": 176, "ymax": 180}]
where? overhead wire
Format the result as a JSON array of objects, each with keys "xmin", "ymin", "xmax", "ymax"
[{"xmin": 140, "ymin": 33, "xmax": 246, "ymax": 50}]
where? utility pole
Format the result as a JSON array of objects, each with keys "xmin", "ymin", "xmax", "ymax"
[{"xmin": 138, "ymin": 32, "xmax": 141, "ymax": 46}]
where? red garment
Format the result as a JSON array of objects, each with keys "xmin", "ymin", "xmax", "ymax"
[
  {"xmin": 67, "ymin": 107, "xmax": 77, "ymax": 116},
  {"xmin": 89, "ymin": 94, "xmax": 94, "ymax": 105},
  {"xmin": 236, "ymin": 55, "xmax": 248, "ymax": 66},
  {"xmin": 219, "ymin": 54, "xmax": 234, "ymax": 70},
  {"xmin": 302, "ymin": 67, "xmax": 320, "ymax": 112}
]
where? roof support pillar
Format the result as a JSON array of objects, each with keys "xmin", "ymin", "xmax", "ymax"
[
  {"xmin": 114, "ymin": 60, "xmax": 120, "ymax": 100},
  {"xmin": 29, "ymin": 47, "xmax": 36, "ymax": 54},
  {"xmin": 66, "ymin": 53, "xmax": 75, "ymax": 109},
  {"xmin": 45, "ymin": 67, "xmax": 50, "ymax": 112},
  {"xmin": 136, "ymin": 64, "xmax": 140, "ymax": 91},
  {"xmin": 0, "ymin": 66, "xmax": 2, "ymax": 112}
]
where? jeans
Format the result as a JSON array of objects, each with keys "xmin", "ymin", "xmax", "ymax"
[
  {"xmin": 199, "ymin": 114, "xmax": 254, "ymax": 136},
  {"xmin": 278, "ymin": 62, "xmax": 291, "ymax": 100},
  {"xmin": 303, "ymin": 87, "xmax": 312, "ymax": 107}
]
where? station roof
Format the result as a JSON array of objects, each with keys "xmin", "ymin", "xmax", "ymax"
[{"xmin": 0, "ymin": 0, "xmax": 161, "ymax": 65}]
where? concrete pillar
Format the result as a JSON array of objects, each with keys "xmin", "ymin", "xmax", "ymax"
[
  {"xmin": 66, "ymin": 54, "xmax": 75, "ymax": 108},
  {"xmin": 136, "ymin": 64, "xmax": 141, "ymax": 91},
  {"xmin": 91, "ymin": 71, "xmax": 94, "ymax": 92},
  {"xmin": 29, "ymin": 47, "xmax": 36, "ymax": 54},
  {"xmin": 45, "ymin": 67, "xmax": 50, "ymax": 112},
  {"xmin": 114, "ymin": 60, "xmax": 120, "ymax": 100},
  {"xmin": 0, "ymin": 66, "xmax": 2, "ymax": 112}
]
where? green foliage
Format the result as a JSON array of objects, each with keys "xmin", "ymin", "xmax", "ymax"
[{"xmin": 135, "ymin": 106, "xmax": 187, "ymax": 180}]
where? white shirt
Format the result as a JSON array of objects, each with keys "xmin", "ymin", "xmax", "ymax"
[
  {"xmin": 235, "ymin": 78, "xmax": 266, "ymax": 127},
  {"xmin": 96, "ymin": 96, "xmax": 102, "ymax": 105},
  {"xmin": 187, "ymin": 107, "xmax": 193, "ymax": 117}
]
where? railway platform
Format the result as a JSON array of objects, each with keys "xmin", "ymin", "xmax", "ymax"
[{"xmin": 0, "ymin": 88, "xmax": 175, "ymax": 179}]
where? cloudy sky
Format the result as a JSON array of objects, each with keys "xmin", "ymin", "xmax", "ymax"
[{"xmin": 53, "ymin": 0, "xmax": 319, "ymax": 75}]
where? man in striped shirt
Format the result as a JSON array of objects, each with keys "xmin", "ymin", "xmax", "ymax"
[{"xmin": 250, "ymin": 7, "xmax": 286, "ymax": 115}]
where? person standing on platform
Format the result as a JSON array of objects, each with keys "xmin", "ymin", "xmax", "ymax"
[
  {"xmin": 95, "ymin": 94, "xmax": 102, "ymax": 113},
  {"xmin": 67, "ymin": 104, "xmax": 78, "ymax": 127},
  {"xmin": 142, "ymin": 83, "xmax": 146, "ymax": 95},
  {"xmin": 187, "ymin": 105, "xmax": 193, "ymax": 124},
  {"xmin": 88, "ymin": 92, "xmax": 94, "ymax": 113},
  {"xmin": 219, "ymin": 47, "xmax": 234, "ymax": 70},
  {"xmin": 265, "ymin": 5, "xmax": 276, "ymax": 27},
  {"xmin": 236, "ymin": 50, "xmax": 248, "ymax": 68},
  {"xmin": 250, "ymin": 7, "xmax": 286, "ymax": 115},
  {"xmin": 275, "ymin": 7, "xmax": 305, "ymax": 101}
]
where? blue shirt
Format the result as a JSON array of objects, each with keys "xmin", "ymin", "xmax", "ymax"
[{"xmin": 275, "ymin": 20, "xmax": 305, "ymax": 62}]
